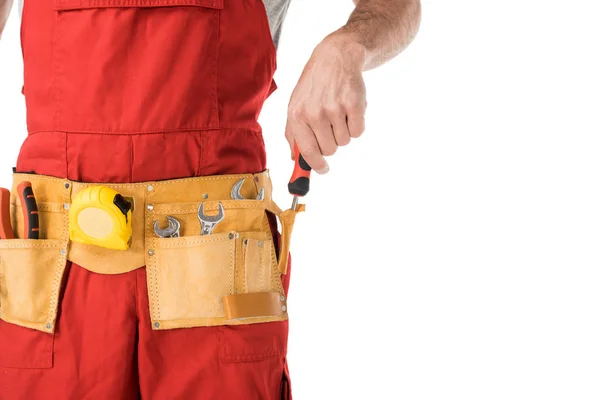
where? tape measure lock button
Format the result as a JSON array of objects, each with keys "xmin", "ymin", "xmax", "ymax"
[
  {"xmin": 69, "ymin": 186, "xmax": 133, "ymax": 251},
  {"xmin": 112, "ymin": 194, "xmax": 132, "ymax": 222}
]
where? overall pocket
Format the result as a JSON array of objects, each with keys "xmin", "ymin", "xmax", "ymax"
[{"xmin": 52, "ymin": 0, "xmax": 223, "ymax": 133}]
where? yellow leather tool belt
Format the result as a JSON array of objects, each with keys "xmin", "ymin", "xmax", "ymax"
[{"xmin": 0, "ymin": 172, "xmax": 303, "ymax": 333}]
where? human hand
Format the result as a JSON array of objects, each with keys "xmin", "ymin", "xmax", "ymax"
[{"xmin": 285, "ymin": 31, "xmax": 368, "ymax": 174}]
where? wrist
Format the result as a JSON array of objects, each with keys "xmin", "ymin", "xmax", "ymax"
[{"xmin": 323, "ymin": 30, "xmax": 368, "ymax": 71}]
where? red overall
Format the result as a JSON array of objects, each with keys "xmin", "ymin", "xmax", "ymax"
[{"xmin": 0, "ymin": 1, "xmax": 292, "ymax": 398}]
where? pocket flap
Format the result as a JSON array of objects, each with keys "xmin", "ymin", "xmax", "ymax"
[{"xmin": 54, "ymin": 0, "xmax": 223, "ymax": 11}]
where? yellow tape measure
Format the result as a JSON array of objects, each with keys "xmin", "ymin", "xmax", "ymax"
[{"xmin": 69, "ymin": 186, "xmax": 133, "ymax": 251}]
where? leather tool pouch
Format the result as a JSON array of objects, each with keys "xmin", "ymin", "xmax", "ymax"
[
  {"xmin": 0, "ymin": 172, "xmax": 303, "ymax": 333},
  {"xmin": 0, "ymin": 180, "xmax": 71, "ymax": 335},
  {"xmin": 144, "ymin": 181, "xmax": 302, "ymax": 330}
]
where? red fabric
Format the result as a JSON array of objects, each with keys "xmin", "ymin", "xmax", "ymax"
[
  {"xmin": 0, "ymin": 261, "xmax": 292, "ymax": 399},
  {"xmin": 17, "ymin": 0, "xmax": 276, "ymax": 181},
  {"xmin": 2, "ymin": 0, "xmax": 293, "ymax": 398}
]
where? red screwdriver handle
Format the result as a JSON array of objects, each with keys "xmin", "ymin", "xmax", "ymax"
[
  {"xmin": 288, "ymin": 145, "xmax": 312, "ymax": 197},
  {"xmin": 0, "ymin": 188, "xmax": 15, "ymax": 240},
  {"xmin": 17, "ymin": 182, "xmax": 40, "ymax": 239}
]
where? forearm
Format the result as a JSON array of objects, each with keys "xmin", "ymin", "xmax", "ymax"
[
  {"xmin": 339, "ymin": 0, "xmax": 421, "ymax": 70},
  {"xmin": 0, "ymin": 0, "xmax": 13, "ymax": 39}
]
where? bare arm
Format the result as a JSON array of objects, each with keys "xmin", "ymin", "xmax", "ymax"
[
  {"xmin": 286, "ymin": 0, "xmax": 422, "ymax": 173},
  {"xmin": 0, "ymin": 0, "xmax": 14, "ymax": 39},
  {"xmin": 346, "ymin": 0, "xmax": 421, "ymax": 70}
]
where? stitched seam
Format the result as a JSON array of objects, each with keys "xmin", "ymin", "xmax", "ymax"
[
  {"xmin": 152, "ymin": 204, "xmax": 266, "ymax": 213},
  {"xmin": 259, "ymin": 243, "xmax": 264, "ymax": 291},
  {"xmin": 0, "ymin": 242, "xmax": 61, "ymax": 250},
  {"xmin": 155, "ymin": 237, "xmax": 230, "ymax": 248},
  {"xmin": 14, "ymin": 171, "xmax": 270, "ymax": 185},
  {"xmin": 146, "ymin": 189, "xmax": 159, "ymax": 322},
  {"xmin": 56, "ymin": 0, "xmax": 223, "ymax": 8},
  {"xmin": 129, "ymin": 135, "xmax": 134, "ymax": 183},
  {"xmin": 212, "ymin": 9, "xmax": 220, "ymax": 128},
  {"xmin": 51, "ymin": 10, "xmax": 60, "ymax": 131},
  {"xmin": 242, "ymin": 240, "xmax": 247, "ymax": 292},
  {"xmin": 27, "ymin": 126, "xmax": 262, "ymax": 136},
  {"xmin": 155, "ymin": 315, "xmax": 287, "ymax": 327},
  {"xmin": 45, "ymin": 185, "xmax": 70, "ymax": 331},
  {"xmin": 229, "ymin": 239, "xmax": 234, "ymax": 296}
]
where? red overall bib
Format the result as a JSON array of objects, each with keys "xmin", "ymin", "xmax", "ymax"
[{"xmin": 0, "ymin": 1, "xmax": 292, "ymax": 398}]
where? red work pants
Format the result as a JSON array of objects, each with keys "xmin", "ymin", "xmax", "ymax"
[{"xmin": 0, "ymin": 260, "xmax": 292, "ymax": 399}]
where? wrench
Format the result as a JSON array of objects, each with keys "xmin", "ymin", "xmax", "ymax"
[
  {"xmin": 197, "ymin": 202, "xmax": 225, "ymax": 235},
  {"xmin": 154, "ymin": 216, "xmax": 181, "ymax": 238},
  {"xmin": 231, "ymin": 179, "xmax": 264, "ymax": 201}
]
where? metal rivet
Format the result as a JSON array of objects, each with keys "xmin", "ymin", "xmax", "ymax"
[
  {"xmin": 280, "ymin": 295, "xmax": 285, "ymax": 302},
  {"xmin": 281, "ymin": 305, "xmax": 287, "ymax": 312},
  {"xmin": 257, "ymin": 241, "xmax": 263, "ymax": 247},
  {"xmin": 60, "ymin": 249, "xmax": 67, "ymax": 256},
  {"xmin": 202, "ymin": 193, "xmax": 209, "ymax": 199},
  {"xmin": 154, "ymin": 322, "xmax": 160, "ymax": 328},
  {"xmin": 147, "ymin": 185, "xmax": 154, "ymax": 192},
  {"xmin": 148, "ymin": 249, "xmax": 155, "ymax": 256},
  {"xmin": 46, "ymin": 323, "xmax": 52, "ymax": 330},
  {"xmin": 228, "ymin": 233, "xmax": 234, "ymax": 240},
  {"xmin": 147, "ymin": 204, "xmax": 154, "ymax": 211},
  {"xmin": 63, "ymin": 203, "xmax": 70, "ymax": 210},
  {"xmin": 64, "ymin": 183, "xmax": 70, "ymax": 189}
]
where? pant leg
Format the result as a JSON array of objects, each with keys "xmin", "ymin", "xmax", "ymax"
[{"xmin": 0, "ymin": 263, "xmax": 139, "ymax": 400}]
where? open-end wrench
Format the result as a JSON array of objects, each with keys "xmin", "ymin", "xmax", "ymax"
[
  {"xmin": 231, "ymin": 179, "xmax": 264, "ymax": 201},
  {"xmin": 198, "ymin": 202, "xmax": 225, "ymax": 235},
  {"xmin": 154, "ymin": 216, "xmax": 181, "ymax": 238}
]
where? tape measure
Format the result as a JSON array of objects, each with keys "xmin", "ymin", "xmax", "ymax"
[{"xmin": 69, "ymin": 186, "xmax": 133, "ymax": 251}]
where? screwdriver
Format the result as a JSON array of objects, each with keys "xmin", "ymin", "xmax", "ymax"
[{"xmin": 288, "ymin": 144, "xmax": 312, "ymax": 210}]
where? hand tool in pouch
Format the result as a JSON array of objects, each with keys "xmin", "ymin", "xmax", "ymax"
[
  {"xmin": 0, "ymin": 188, "xmax": 15, "ymax": 239},
  {"xmin": 198, "ymin": 202, "xmax": 225, "ymax": 235},
  {"xmin": 17, "ymin": 182, "xmax": 40, "ymax": 239},
  {"xmin": 154, "ymin": 216, "xmax": 181, "ymax": 238},
  {"xmin": 69, "ymin": 186, "xmax": 133, "ymax": 250},
  {"xmin": 288, "ymin": 144, "xmax": 312, "ymax": 209}
]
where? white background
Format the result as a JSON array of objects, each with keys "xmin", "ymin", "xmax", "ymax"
[{"xmin": 2, "ymin": 1, "xmax": 600, "ymax": 399}]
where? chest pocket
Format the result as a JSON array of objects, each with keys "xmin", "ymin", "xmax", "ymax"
[{"xmin": 52, "ymin": 0, "xmax": 223, "ymax": 134}]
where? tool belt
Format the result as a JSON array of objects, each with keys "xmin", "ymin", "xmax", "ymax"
[{"xmin": 0, "ymin": 172, "xmax": 303, "ymax": 333}]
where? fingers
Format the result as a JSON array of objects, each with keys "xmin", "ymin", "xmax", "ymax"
[
  {"xmin": 345, "ymin": 95, "xmax": 367, "ymax": 139},
  {"xmin": 287, "ymin": 101, "xmax": 364, "ymax": 174},
  {"xmin": 347, "ymin": 112, "xmax": 366, "ymax": 139},
  {"xmin": 287, "ymin": 117, "xmax": 329, "ymax": 174}
]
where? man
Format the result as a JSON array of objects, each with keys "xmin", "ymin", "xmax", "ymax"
[{"xmin": 0, "ymin": 0, "xmax": 420, "ymax": 398}]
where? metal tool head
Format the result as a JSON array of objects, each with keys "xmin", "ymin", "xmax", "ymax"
[
  {"xmin": 197, "ymin": 202, "xmax": 225, "ymax": 235},
  {"xmin": 154, "ymin": 216, "xmax": 181, "ymax": 238},
  {"xmin": 231, "ymin": 178, "xmax": 265, "ymax": 201}
]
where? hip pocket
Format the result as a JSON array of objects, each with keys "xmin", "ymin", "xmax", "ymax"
[
  {"xmin": 52, "ymin": 0, "xmax": 223, "ymax": 133},
  {"xmin": 0, "ymin": 240, "xmax": 68, "ymax": 333},
  {"xmin": 146, "ymin": 230, "xmax": 288, "ymax": 330},
  {"xmin": 147, "ymin": 233, "xmax": 236, "ymax": 329},
  {"xmin": 145, "ymin": 200, "xmax": 288, "ymax": 330},
  {"xmin": 0, "ymin": 240, "xmax": 69, "ymax": 369}
]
